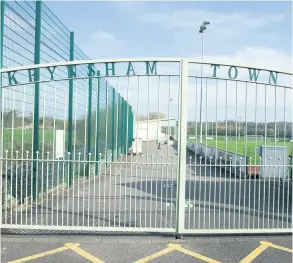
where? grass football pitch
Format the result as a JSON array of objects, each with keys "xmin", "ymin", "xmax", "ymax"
[{"xmin": 188, "ymin": 138, "xmax": 292, "ymax": 164}]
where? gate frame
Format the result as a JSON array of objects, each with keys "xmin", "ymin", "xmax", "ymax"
[{"xmin": 0, "ymin": 58, "xmax": 292, "ymax": 235}]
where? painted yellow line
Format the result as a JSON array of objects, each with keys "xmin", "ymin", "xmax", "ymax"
[
  {"xmin": 64, "ymin": 243, "xmax": 104, "ymax": 263},
  {"xmin": 168, "ymin": 244, "xmax": 222, "ymax": 263},
  {"xmin": 132, "ymin": 246, "xmax": 175, "ymax": 263},
  {"xmin": 239, "ymin": 242, "xmax": 270, "ymax": 263},
  {"xmin": 260, "ymin": 241, "xmax": 293, "ymax": 253},
  {"xmin": 8, "ymin": 243, "xmax": 80, "ymax": 263}
]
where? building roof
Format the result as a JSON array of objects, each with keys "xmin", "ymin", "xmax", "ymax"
[{"xmin": 135, "ymin": 118, "xmax": 176, "ymax": 124}]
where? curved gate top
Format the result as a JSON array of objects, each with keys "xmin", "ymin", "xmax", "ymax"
[{"xmin": 0, "ymin": 58, "xmax": 292, "ymax": 234}]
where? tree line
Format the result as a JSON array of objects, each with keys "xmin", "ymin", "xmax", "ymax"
[
  {"xmin": 3, "ymin": 110, "xmax": 292, "ymax": 140},
  {"xmin": 187, "ymin": 121, "xmax": 292, "ymax": 139}
]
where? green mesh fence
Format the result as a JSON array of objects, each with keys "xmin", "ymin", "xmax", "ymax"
[{"xmin": 0, "ymin": 0, "xmax": 134, "ymax": 203}]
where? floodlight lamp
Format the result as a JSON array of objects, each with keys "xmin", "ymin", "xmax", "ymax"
[{"xmin": 199, "ymin": 25, "xmax": 207, "ymax": 33}]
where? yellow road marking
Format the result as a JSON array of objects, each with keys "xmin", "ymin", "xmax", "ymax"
[
  {"xmin": 132, "ymin": 246, "xmax": 175, "ymax": 263},
  {"xmin": 168, "ymin": 244, "xmax": 222, "ymax": 263},
  {"xmin": 260, "ymin": 241, "xmax": 293, "ymax": 253},
  {"xmin": 8, "ymin": 243, "xmax": 80, "ymax": 263},
  {"xmin": 239, "ymin": 241, "xmax": 293, "ymax": 263},
  {"xmin": 64, "ymin": 243, "xmax": 104, "ymax": 263},
  {"xmin": 239, "ymin": 242, "xmax": 269, "ymax": 263},
  {"xmin": 7, "ymin": 239, "xmax": 293, "ymax": 263}
]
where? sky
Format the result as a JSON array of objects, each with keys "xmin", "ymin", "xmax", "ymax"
[
  {"xmin": 45, "ymin": 1, "xmax": 292, "ymax": 66},
  {"xmin": 2, "ymin": 1, "xmax": 292, "ymax": 124},
  {"xmin": 43, "ymin": 1, "xmax": 293, "ymax": 122}
]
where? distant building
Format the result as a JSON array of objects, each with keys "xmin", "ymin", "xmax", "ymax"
[{"xmin": 133, "ymin": 118, "xmax": 177, "ymax": 142}]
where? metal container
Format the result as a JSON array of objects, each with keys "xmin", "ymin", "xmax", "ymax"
[{"xmin": 257, "ymin": 145, "xmax": 289, "ymax": 179}]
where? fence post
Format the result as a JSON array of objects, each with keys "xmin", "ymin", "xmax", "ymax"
[
  {"xmin": 119, "ymin": 97, "xmax": 122, "ymax": 155},
  {"xmin": 121, "ymin": 98, "xmax": 125, "ymax": 153},
  {"xmin": 176, "ymin": 59, "xmax": 188, "ymax": 237},
  {"xmin": 111, "ymin": 88, "xmax": 116, "ymax": 161},
  {"xmin": 0, "ymin": 0, "xmax": 3, "ymax": 90},
  {"xmin": 119, "ymin": 96, "xmax": 122, "ymax": 155},
  {"xmin": 32, "ymin": 0, "xmax": 42, "ymax": 200},
  {"xmin": 95, "ymin": 73, "xmax": 100, "ymax": 175},
  {"xmin": 68, "ymin": 31, "xmax": 74, "ymax": 186},
  {"xmin": 123, "ymin": 99, "xmax": 127, "ymax": 153},
  {"xmin": 0, "ymin": 0, "xmax": 4, "ymax": 109},
  {"xmin": 127, "ymin": 107, "xmax": 130, "ymax": 148},
  {"xmin": 124, "ymin": 100, "xmax": 127, "ymax": 153},
  {"xmin": 116, "ymin": 95, "xmax": 120, "ymax": 160},
  {"xmin": 105, "ymin": 79, "xmax": 108, "ymax": 163},
  {"xmin": 87, "ymin": 75, "xmax": 93, "ymax": 176},
  {"xmin": 0, "ymin": 0, "xmax": 5, "ymax": 223},
  {"xmin": 128, "ymin": 106, "xmax": 133, "ymax": 148},
  {"xmin": 126, "ymin": 103, "xmax": 128, "ymax": 151},
  {"xmin": 125, "ymin": 101, "xmax": 129, "ymax": 156},
  {"xmin": 131, "ymin": 108, "xmax": 134, "ymax": 145}
]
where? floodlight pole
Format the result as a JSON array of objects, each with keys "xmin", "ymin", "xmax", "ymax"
[
  {"xmin": 199, "ymin": 32, "xmax": 204, "ymax": 143},
  {"xmin": 199, "ymin": 21, "xmax": 210, "ymax": 143}
]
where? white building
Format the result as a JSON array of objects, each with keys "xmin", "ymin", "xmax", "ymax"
[{"xmin": 133, "ymin": 118, "xmax": 177, "ymax": 142}]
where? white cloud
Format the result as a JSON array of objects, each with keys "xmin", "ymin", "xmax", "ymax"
[
  {"xmin": 122, "ymin": 5, "xmax": 285, "ymax": 33},
  {"xmin": 201, "ymin": 46, "xmax": 292, "ymax": 72},
  {"xmin": 116, "ymin": 3, "xmax": 288, "ymax": 54},
  {"xmin": 81, "ymin": 30, "xmax": 126, "ymax": 58},
  {"xmin": 91, "ymin": 30, "xmax": 117, "ymax": 41}
]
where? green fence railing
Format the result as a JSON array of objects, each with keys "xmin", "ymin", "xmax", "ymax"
[{"xmin": 0, "ymin": 0, "xmax": 134, "ymax": 203}]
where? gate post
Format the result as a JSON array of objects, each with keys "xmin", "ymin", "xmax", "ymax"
[
  {"xmin": 176, "ymin": 59, "xmax": 188, "ymax": 236},
  {"xmin": 68, "ymin": 31, "xmax": 74, "ymax": 186},
  {"xmin": 32, "ymin": 0, "xmax": 42, "ymax": 200}
]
